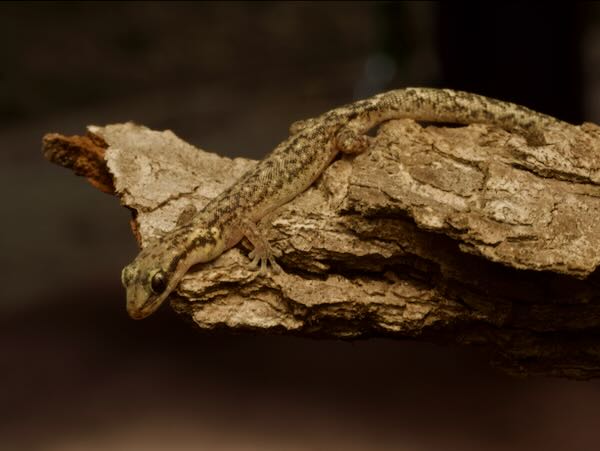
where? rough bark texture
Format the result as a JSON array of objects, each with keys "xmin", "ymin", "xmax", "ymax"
[{"xmin": 43, "ymin": 118, "xmax": 600, "ymax": 379}]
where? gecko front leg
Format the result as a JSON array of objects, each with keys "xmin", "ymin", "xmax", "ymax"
[{"xmin": 240, "ymin": 218, "xmax": 283, "ymax": 274}]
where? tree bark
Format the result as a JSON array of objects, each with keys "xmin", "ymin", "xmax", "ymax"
[{"xmin": 43, "ymin": 117, "xmax": 600, "ymax": 379}]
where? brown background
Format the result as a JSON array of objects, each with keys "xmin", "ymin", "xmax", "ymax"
[{"xmin": 2, "ymin": 2, "xmax": 600, "ymax": 450}]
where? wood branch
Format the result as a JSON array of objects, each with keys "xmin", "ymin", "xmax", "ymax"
[{"xmin": 42, "ymin": 118, "xmax": 600, "ymax": 379}]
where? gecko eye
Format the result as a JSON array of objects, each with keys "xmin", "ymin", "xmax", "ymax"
[{"xmin": 150, "ymin": 270, "xmax": 167, "ymax": 295}]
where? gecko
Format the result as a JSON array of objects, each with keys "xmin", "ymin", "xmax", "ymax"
[{"xmin": 121, "ymin": 87, "xmax": 568, "ymax": 319}]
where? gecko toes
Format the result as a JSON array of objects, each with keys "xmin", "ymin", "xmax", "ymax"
[
  {"xmin": 268, "ymin": 256, "xmax": 283, "ymax": 274},
  {"xmin": 247, "ymin": 247, "xmax": 283, "ymax": 274}
]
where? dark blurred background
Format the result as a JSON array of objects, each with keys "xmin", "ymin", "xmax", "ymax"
[{"xmin": 2, "ymin": 2, "xmax": 600, "ymax": 450}]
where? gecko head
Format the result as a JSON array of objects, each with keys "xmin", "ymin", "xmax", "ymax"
[
  {"xmin": 121, "ymin": 225, "xmax": 223, "ymax": 320},
  {"xmin": 121, "ymin": 244, "xmax": 189, "ymax": 320},
  {"xmin": 121, "ymin": 264, "xmax": 170, "ymax": 320}
]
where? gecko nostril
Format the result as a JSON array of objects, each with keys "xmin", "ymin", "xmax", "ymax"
[{"xmin": 121, "ymin": 266, "xmax": 132, "ymax": 286}]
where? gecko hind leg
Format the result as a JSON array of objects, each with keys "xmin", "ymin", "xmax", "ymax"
[
  {"xmin": 241, "ymin": 219, "xmax": 283, "ymax": 274},
  {"xmin": 334, "ymin": 122, "xmax": 374, "ymax": 154}
]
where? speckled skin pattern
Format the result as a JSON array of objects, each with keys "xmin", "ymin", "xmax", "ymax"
[{"xmin": 121, "ymin": 87, "xmax": 566, "ymax": 319}]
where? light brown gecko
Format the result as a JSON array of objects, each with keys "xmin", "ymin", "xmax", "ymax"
[{"xmin": 121, "ymin": 87, "xmax": 567, "ymax": 319}]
